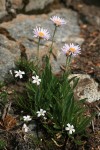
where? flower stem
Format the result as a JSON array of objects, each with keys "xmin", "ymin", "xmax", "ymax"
[
  {"xmin": 65, "ymin": 55, "xmax": 71, "ymax": 74},
  {"xmin": 37, "ymin": 38, "xmax": 40, "ymax": 61},
  {"xmin": 49, "ymin": 25, "xmax": 57, "ymax": 57}
]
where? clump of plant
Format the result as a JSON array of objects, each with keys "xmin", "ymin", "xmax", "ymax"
[{"xmin": 10, "ymin": 16, "xmax": 94, "ymax": 148}]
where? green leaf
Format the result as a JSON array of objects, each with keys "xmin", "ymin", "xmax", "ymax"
[
  {"xmin": 72, "ymin": 77, "xmax": 79, "ymax": 89},
  {"xmin": 76, "ymin": 115, "xmax": 94, "ymax": 133}
]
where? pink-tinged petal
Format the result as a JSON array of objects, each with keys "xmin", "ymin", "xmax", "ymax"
[
  {"xmin": 61, "ymin": 43, "xmax": 81, "ymax": 57},
  {"xmin": 50, "ymin": 16, "xmax": 66, "ymax": 26}
]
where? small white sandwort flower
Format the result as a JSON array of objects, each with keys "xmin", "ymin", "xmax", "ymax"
[
  {"xmin": 23, "ymin": 115, "xmax": 32, "ymax": 122},
  {"xmin": 50, "ymin": 16, "xmax": 66, "ymax": 26},
  {"xmin": 43, "ymin": 116, "xmax": 47, "ymax": 120},
  {"xmin": 36, "ymin": 109, "xmax": 46, "ymax": 117},
  {"xmin": 32, "ymin": 75, "xmax": 41, "ymax": 85},
  {"xmin": 14, "ymin": 70, "xmax": 25, "ymax": 79},
  {"xmin": 22, "ymin": 124, "xmax": 29, "ymax": 133},
  {"xmin": 61, "ymin": 43, "xmax": 81, "ymax": 57},
  {"xmin": 33, "ymin": 26, "xmax": 50, "ymax": 40},
  {"xmin": 65, "ymin": 123, "xmax": 75, "ymax": 134}
]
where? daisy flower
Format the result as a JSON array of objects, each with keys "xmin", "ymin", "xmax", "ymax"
[
  {"xmin": 14, "ymin": 70, "xmax": 25, "ymax": 79},
  {"xmin": 36, "ymin": 109, "xmax": 46, "ymax": 117},
  {"xmin": 23, "ymin": 115, "xmax": 32, "ymax": 122},
  {"xmin": 32, "ymin": 75, "xmax": 41, "ymax": 85},
  {"xmin": 33, "ymin": 26, "xmax": 50, "ymax": 40},
  {"xmin": 61, "ymin": 43, "xmax": 81, "ymax": 57},
  {"xmin": 50, "ymin": 16, "xmax": 66, "ymax": 26},
  {"xmin": 65, "ymin": 123, "xmax": 75, "ymax": 134}
]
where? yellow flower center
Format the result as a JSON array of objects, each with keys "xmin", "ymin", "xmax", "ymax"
[
  {"xmin": 38, "ymin": 32, "xmax": 45, "ymax": 37},
  {"xmin": 66, "ymin": 48, "xmax": 76, "ymax": 56},
  {"xmin": 69, "ymin": 47, "xmax": 76, "ymax": 53}
]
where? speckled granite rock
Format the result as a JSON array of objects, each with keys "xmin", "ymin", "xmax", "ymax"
[
  {"xmin": 25, "ymin": 0, "xmax": 54, "ymax": 13},
  {"xmin": 69, "ymin": 74, "xmax": 100, "ymax": 103},
  {"xmin": 9, "ymin": 0, "xmax": 24, "ymax": 10},
  {"xmin": 0, "ymin": 0, "xmax": 6, "ymax": 12},
  {"xmin": 0, "ymin": 34, "xmax": 20, "ymax": 81},
  {"xmin": 0, "ymin": 0, "xmax": 7, "ymax": 20},
  {"xmin": 0, "ymin": 9, "xmax": 84, "ymax": 44}
]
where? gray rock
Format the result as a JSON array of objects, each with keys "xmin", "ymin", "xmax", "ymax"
[
  {"xmin": 69, "ymin": 74, "xmax": 100, "ymax": 103},
  {"xmin": 0, "ymin": 0, "xmax": 6, "ymax": 11},
  {"xmin": 0, "ymin": 9, "xmax": 84, "ymax": 43},
  {"xmin": 0, "ymin": 34, "xmax": 20, "ymax": 81},
  {"xmin": 9, "ymin": 0, "xmax": 24, "ymax": 10},
  {"xmin": 0, "ymin": 0, "xmax": 7, "ymax": 20},
  {"xmin": 0, "ymin": 9, "xmax": 84, "ymax": 79},
  {"xmin": 25, "ymin": 0, "xmax": 54, "ymax": 13},
  {"xmin": 0, "ymin": 11, "xmax": 8, "ymax": 20}
]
